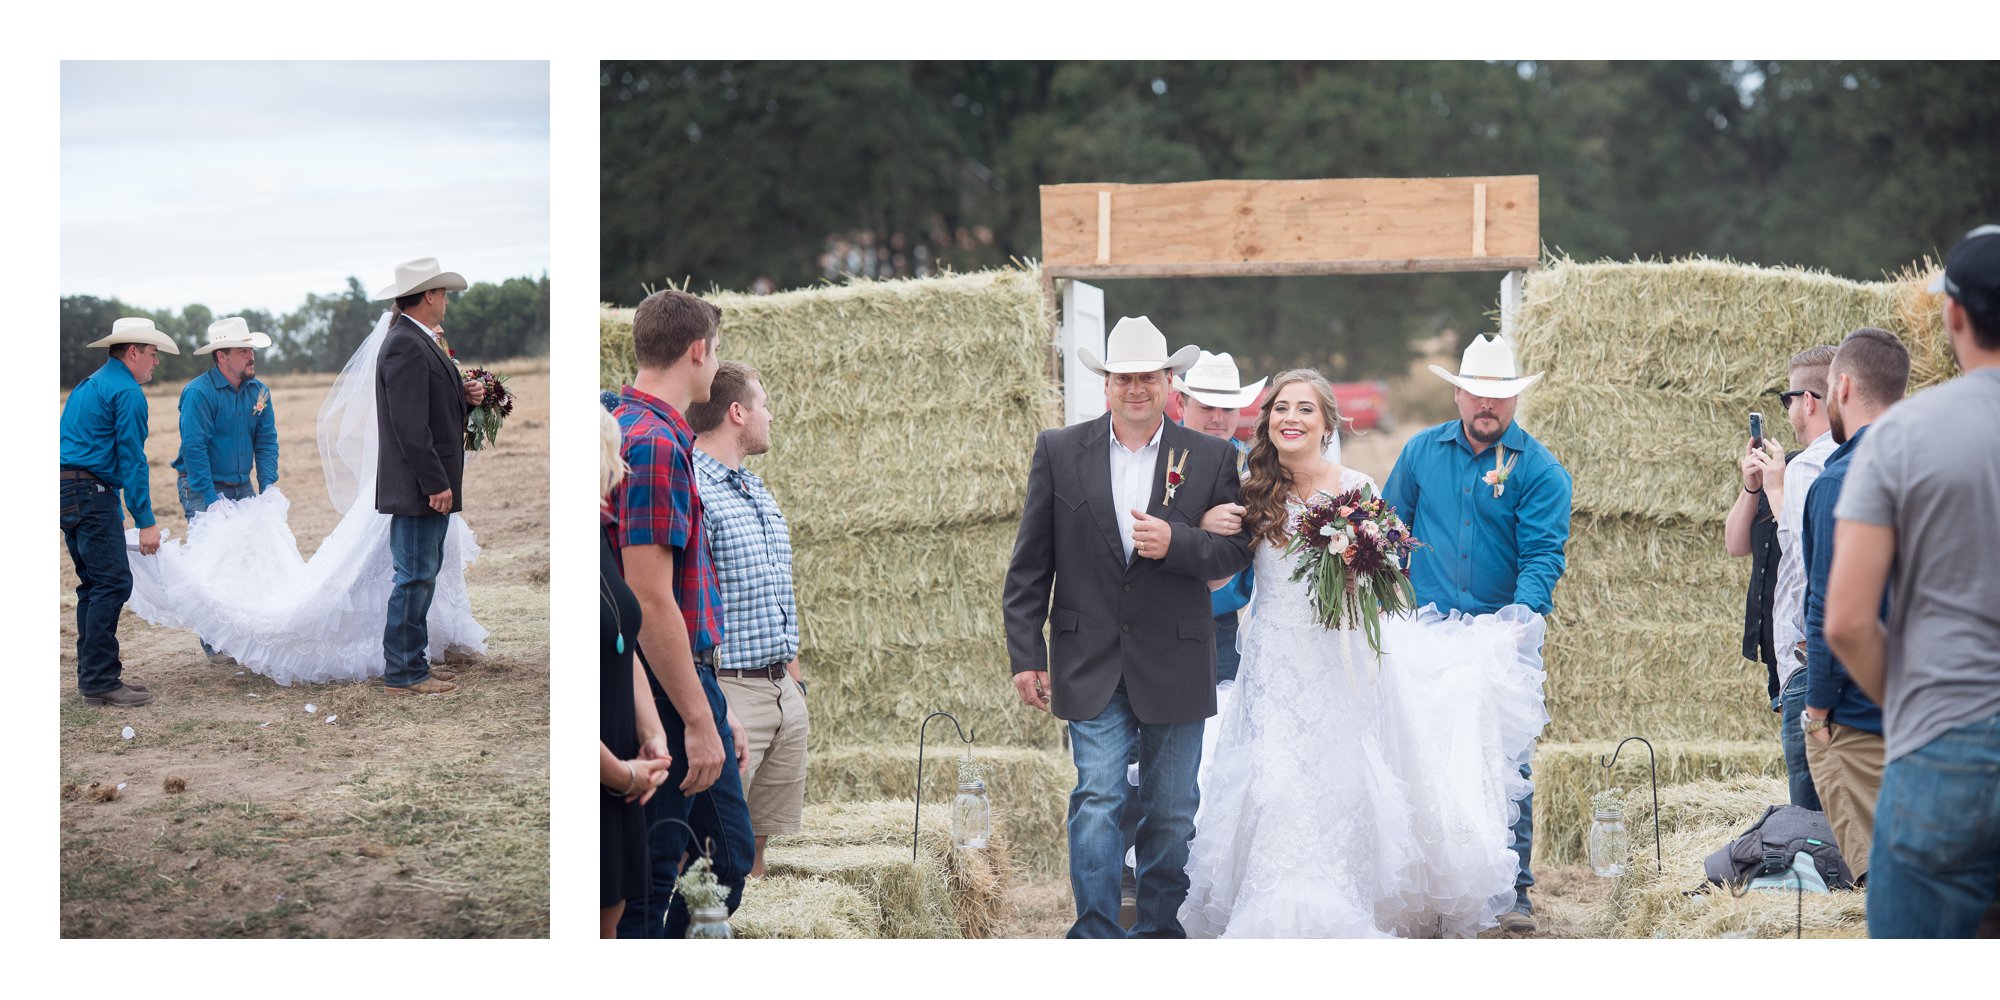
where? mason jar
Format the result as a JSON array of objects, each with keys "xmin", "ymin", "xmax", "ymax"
[
  {"xmin": 686, "ymin": 903, "xmax": 733, "ymax": 939},
  {"xmin": 1588, "ymin": 808, "xmax": 1629, "ymax": 878},
  {"xmin": 951, "ymin": 778, "xmax": 992, "ymax": 849}
]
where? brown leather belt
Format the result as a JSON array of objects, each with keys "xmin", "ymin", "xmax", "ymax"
[
  {"xmin": 712, "ymin": 662, "xmax": 790, "ymax": 681},
  {"xmin": 59, "ymin": 469, "xmax": 103, "ymax": 482}
]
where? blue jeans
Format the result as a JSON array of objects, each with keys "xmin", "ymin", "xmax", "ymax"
[
  {"xmin": 178, "ymin": 475, "xmax": 254, "ymax": 658},
  {"xmin": 383, "ymin": 513, "xmax": 450, "ymax": 687},
  {"xmin": 1867, "ymin": 711, "xmax": 2000, "ymax": 937},
  {"xmin": 616, "ymin": 665, "xmax": 753, "ymax": 938},
  {"xmin": 1067, "ymin": 683, "xmax": 1204, "ymax": 938},
  {"xmin": 1511, "ymin": 755, "xmax": 1535, "ymax": 913},
  {"xmin": 61, "ymin": 478, "xmax": 131, "ymax": 696},
  {"xmin": 1779, "ymin": 668, "xmax": 1824, "ymax": 811}
]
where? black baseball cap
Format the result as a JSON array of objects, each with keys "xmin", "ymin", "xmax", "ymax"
[{"xmin": 1930, "ymin": 224, "xmax": 2000, "ymax": 330}]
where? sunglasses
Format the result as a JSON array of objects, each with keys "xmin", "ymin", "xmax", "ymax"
[{"xmin": 1778, "ymin": 389, "xmax": 1822, "ymax": 410}]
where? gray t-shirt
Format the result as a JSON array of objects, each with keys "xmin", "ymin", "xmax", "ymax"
[{"xmin": 1835, "ymin": 367, "xmax": 2000, "ymax": 763}]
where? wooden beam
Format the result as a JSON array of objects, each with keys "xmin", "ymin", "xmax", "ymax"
[
  {"xmin": 1046, "ymin": 255, "xmax": 1539, "ymax": 280},
  {"xmin": 1472, "ymin": 183, "xmax": 1488, "ymax": 257},
  {"xmin": 1095, "ymin": 191, "xmax": 1111, "ymax": 264},
  {"xmin": 1042, "ymin": 176, "xmax": 1538, "ymax": 278}
]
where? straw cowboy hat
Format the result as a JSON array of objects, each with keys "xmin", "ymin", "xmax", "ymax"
[
  {"xmin": 1427, "ymin": 334, "xmax": 1543, "ymax": 399},
  {"xmin": 194, "ymin": 316, "xmax": 273, "ymax": 355},
  {"xmin": 372, "ymin": 257, "xmax": 468, "ymax": 301},
  {"xmin": 85, "ymin": 317, "xmax": 181, "ymax": 354},
  {"xmin": 1078, "ymin": 316, "xmax": 1200, "ymax": 377},
  {"xmin": 1173, "ymin": 350, "xmax": 1268, "ymax": 409}
]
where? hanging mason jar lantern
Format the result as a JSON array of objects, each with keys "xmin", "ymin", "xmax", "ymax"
[
  {"xmin": 686, "ymin": 902, "xmax": 734, "ymax": 939},
  {"xmin": 1587, "ymin": 787, "xmax": 1629, "ymax": 878},
  {"xmin": 675, "ymin": 855, "xmax": 732, "ymax": 938},
  {"xmin": 951, "ymin": 775, "xmax": 992, "ymax": 849}
]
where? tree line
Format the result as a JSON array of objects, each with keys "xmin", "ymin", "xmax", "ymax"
[
  {"xmin": 601, "ymin": 60, "xmax": 2000, "ymax": 379},
  {"xmin": 61, "ymin": 274, "xmax": 551, "ymax": 388}
]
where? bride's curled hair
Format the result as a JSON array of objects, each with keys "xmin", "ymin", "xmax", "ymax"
[
  {"xmin": 600, "ymin": 406, "xmax": 629, "ymax": 501},
  {"xmin": 1242, "ymin": 368, "xmax": 1345, "ymax": 549}
]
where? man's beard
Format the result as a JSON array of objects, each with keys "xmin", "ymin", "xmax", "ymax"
[
  {"xmin": 1466, "ymin": 414, "xmax": 1507, "ymax": 444},
  {"xmin": 1828, "ymin": 405, "xmax": 1848, "ymax": 445}
]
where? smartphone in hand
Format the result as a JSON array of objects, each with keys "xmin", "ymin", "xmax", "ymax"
[{"xmin": 1749, "ymin": 412, "xmax": 1764, "ymax": 450}]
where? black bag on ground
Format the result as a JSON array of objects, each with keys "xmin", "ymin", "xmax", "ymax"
[{"xmin": 1703, "ymin": 804, "xmax": 1856, "ymax": 890}]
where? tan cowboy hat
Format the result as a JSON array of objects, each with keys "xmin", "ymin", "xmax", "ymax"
[
  {"xmin": 1427, "ymin": 334, "xmax": 1543, "ymax": 399},
  {"xmin": 372, "ymin": 257, "xmax": 468, "ymax": 301},
  {"xmin": 1078, "ymin": 316, "xmax": 1200, "ymax": 377},
  {"xmin": 194, "ymin": 316, "xmax": 273, "ymax": 355},
  {"xmin": 1173, "ymin": 351, "xmax": 1268, "ymax": 409},
  {"xmin": 85, "ymin": 317, "xmax": 181, "ymax": 354}
]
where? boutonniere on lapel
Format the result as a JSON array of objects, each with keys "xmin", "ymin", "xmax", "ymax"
[
  {"xmin": 1163, "ymin": 448, "xmax": 1190, "ymax": 504},
  {"xmin": 252, "ymin": 388, "xmax": 269, "ymax": 416},
  {"xmin": 1483, "ymin": 443, "xmax": 1520, "ymax": 498}
]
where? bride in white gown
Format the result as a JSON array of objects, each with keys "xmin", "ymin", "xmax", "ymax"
[
  {"xmin": 1180, "ymin": 369, "xmax": 1547, "ymax": 938},
  {"xmin": 124, "ymin": 310, "xmax": 487, "ymax": 686}
]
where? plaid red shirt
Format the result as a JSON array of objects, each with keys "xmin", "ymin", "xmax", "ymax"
[{"xmin": 608, "ymin": 385, "xmax": 725, "ymax": 655}]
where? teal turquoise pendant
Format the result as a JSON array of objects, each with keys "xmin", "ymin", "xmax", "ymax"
[{"xmin": 617, "ymin": 636, "xmax": 625, "ymax": 654}]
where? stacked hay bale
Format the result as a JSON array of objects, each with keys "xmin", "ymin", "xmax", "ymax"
[
  {"xmin": 602, "ymin": 269, "xmax": 1068, "ymax": 936},
  {"xmin": 602, "ymin": 269, "xmax": 1063, "ymax": 748},
  {"xmin": 1513, "ymin": 256, "xmax": 1950, "ymax": 864}
]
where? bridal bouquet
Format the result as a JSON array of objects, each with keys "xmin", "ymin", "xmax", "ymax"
[
  {"xmin": 1284, "ymin": 485, "xmax": 1422, "ymax": 656},
  {"xmin": 463, "ymin": 367, "xmax": 516, "ymax": 452}
]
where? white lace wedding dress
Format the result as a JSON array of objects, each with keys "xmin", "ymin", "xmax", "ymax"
[
  {"xmin": 123, "ymin": 311, "xmax": 487, "ymax": 686},
  {"xmin": 1180, "ymin": 468, "xmax": 1548, "ymax": 938}
]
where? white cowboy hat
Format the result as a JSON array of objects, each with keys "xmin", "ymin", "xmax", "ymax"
[
  {"xmin": 1078, "ymin": 316, "xmax": 1200, "ymax": 377},
  {"xmin": 194, "ymin": 316, "xmax": 273, "ymax": 355},
  {"xmin": 372, "ymin": 257, "xmax": 468, "ymax": 301},
  {"xmin": 1427, "ymin": 334, "xmax": 1543, "ymax": 399},
  {"xmin": 85, "ymin": 317, "xmax": 181, "ymax": 354},
  {"xmin": 1173, "ymin": 350, "xmax": 1268, "ymax": 409}
]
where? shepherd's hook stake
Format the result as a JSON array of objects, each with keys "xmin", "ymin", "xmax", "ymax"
[
  {"xmin": 914, "ymin": 711, "xmax": 974, "ymax": 861},
  {"xmin": 1599, "ymin": 736, "xmax": 1663, "ymax": 875}
]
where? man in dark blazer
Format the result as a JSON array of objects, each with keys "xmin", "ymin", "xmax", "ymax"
[
  {"xmin": 1004, "ymin": 316, "xmax": 1253, "ymax": 938},
  {"xmin": 373, "ymin": 257, "xmax": 485, "ymax": 696}
]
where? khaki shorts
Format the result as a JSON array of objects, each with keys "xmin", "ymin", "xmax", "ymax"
[{"xmin": 719, "ymin": 672, "xmax": 810, "ymax": 836}]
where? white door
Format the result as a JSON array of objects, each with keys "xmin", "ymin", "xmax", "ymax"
[{"xmin": 1060, "ymin": 279, "xmax": 1106, "ymax": 426}]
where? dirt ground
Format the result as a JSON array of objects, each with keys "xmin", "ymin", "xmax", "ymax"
[
  {"xmin": 57, "ymin": 362, "xmax": 550, "ymax": 938},
  {"xmin": 992, "ymin": 865, "xmax": 1613, "ymax": 939}
]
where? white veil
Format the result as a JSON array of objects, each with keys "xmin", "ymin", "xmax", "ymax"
[{"xmin": 317, "ymin": 310, "xmax": 392, "ymax": 515}]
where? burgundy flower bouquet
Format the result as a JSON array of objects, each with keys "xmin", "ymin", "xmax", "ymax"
[
  {"xmin": 463, "ymin": 367, "xmax": 515, "ymax": 452},
  {"xmin": 1284, "ymin": 485, "xmax": 1422, "ymax": 656}
]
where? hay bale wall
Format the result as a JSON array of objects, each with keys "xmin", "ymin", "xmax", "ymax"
[
  {"xmin": 1512, "ymin": 257, "xmax": 1951, "ymax": 745},
  {"xmin": 602, "ymin": 269, "xmax": 1064, "ymax": 748}
]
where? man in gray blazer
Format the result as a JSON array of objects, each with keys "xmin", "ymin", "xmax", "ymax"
[
  {"xmin": 373, "ymin": 257, "xmax": 485, "ymax": 696},
  {"xmin": 1003, "ymin": 316, "xmax": 1252, "ymax": 938}
]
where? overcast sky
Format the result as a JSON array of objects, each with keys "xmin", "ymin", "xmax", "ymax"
[{"xmin": 61, "ymin": 61, "xmax": 549, "ymax": 314}]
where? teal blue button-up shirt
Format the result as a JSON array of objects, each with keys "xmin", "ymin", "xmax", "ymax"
[
  {"xmin": 1381, "ymin": 418, "xmax": 1573, "ymax": 615},
  {"xmin": 59, "ymin": 358, "xmax": 156, "ymax": 528},
  {"xmin": 172, "ymin": 367, "xmax": 279, "ymax": 504}
]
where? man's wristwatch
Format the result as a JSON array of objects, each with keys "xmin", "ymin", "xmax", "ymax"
[{"xmin": 1801, "ymin": 714, "xmax": 1831, "ymax": 734}]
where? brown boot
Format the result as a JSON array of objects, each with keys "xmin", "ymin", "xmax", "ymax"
[
  {"xmin": 429, "ymin": 668, "xmax": 458, "ymax": 682},
  {"xmin": 384, "ymin": 678, "xmax": 457, "ymax": 696},
  {"xmin": 83, "ymin": 685, "xmax": 155, "ymax": 707}
]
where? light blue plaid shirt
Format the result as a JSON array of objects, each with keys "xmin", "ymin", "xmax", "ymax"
[{"xmin": 693, "ymin": 447, "xmax": 800, "ymax": 670}]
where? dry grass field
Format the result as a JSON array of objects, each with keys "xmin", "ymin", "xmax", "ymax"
[{"xmin": 57, "ymin": 361, "xmax": 549, "ymax": 938}]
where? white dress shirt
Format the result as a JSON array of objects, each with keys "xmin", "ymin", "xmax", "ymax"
[
  {"xmin": 1110, "ymin": 418, "xmax": 1165, "ymax": 563},
  {"xmin": 1773, "ymin": 430, "xmax": 1837, "ymax": 687}
]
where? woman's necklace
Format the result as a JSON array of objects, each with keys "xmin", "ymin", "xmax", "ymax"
[
  {"xmin": 600, "ymin": 572, "xmax": 625, "ymax": 654},
  {"xmin": 1286, "ymin": 459, "xmax": 1342, "ymax": 504}
]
